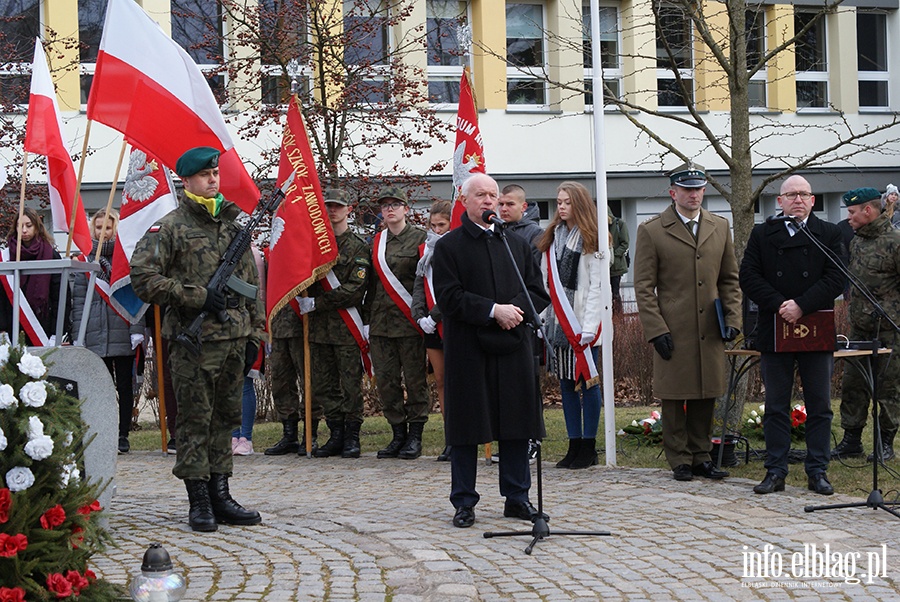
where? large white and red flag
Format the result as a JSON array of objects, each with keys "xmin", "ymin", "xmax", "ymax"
[
  {"xmin": 450, "ymin": 67, "xmax": 486, "ymax": 228},
  {"xmin": 24, "ymin": 39, "xmax": 92, "ymax": 256},
  {"xmin": 86, "ymin": 0, "xmax": 259, "ymax": 213},
  {"xmin": 108, "ymin": 145, "xmax": 178, "ymax": 323},
  {"xmin": 266, "ymin": 94, "xmax": 338, "ymax": 328}
]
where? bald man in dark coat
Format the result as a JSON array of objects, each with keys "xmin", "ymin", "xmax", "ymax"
[{"xmin": 433, "ymin": 173, "xmax": 550, "ymax": 529}]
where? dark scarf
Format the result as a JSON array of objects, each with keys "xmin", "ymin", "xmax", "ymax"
[
  {"xmin": 89, "ymin": 238, "xmax": 116, "ymax": 283},
  {"xmin": 7, "ymin": 235, "xmax": 54, "ymax": 320}
]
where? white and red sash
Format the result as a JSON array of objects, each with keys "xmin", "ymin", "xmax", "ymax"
[
  {"xmin": 76, "ymin": 254, "xmax": 130, "ymax": 324},
  {"xmin": 372, "ymin": 230, "xmax": 420, "ymax": 331},
  {"xmin": 422, "ymin": 264, "xmax": 442, "ymax": 339},
  {"xmin": 320, "ymin": 270, "xmax": 373, "ymax": 377},
  {"xmin": 545, "ymin": 248, "xmax": 601, "ymax": 387},
  {"xmin": 0, "ymin": 249, "xmax": 50, "ymax": 346}
]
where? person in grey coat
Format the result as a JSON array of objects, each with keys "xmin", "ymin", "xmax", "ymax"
[{"xmin": 71, "ymin": 209, "xmax": 144, "ymax": 453}]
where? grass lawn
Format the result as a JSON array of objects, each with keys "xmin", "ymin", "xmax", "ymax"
[{"xmin": 128, "ymin": 401, "xmax": 897, "ymax": 500}]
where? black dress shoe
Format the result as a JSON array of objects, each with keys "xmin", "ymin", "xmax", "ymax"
[
  {"xmin": 753, "ymin": 472, "xmax": 785, "ymax": 494},
  {"xmin": 692, "ymin": 461, "xmax": 729, "ymax": 480},
  {"xmin": 672, "ymin": 464, "xmax": 693, "ymax": 481},
  {"xmin": 503, "ymin": 500, "xmax": 548, "ymax": 522},
  {"xmin": 436, "ymin": 445, "xmax": 452, "ymax": 462},
  {"xmin": 807, "ymin": 473, "xmax": 834, "ymax": 495},
  {"xmin": 452, "ymin": 506, "xmax": 475, "ymax": 528}
]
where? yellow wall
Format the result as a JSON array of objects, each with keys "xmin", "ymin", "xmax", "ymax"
[
  {"xmin": 470, "ymin": 0, "xmax": 508, "ymax": 109},
  {"xmin": 766, "ymin": 5, "xmax": 796, "ymax": 113},
  {"xmin": 43, "ymin": 1, "xmax": 80, "ymax": 111}
]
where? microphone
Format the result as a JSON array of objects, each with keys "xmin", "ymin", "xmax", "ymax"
[
  {"xmin": 766, "ymin": 214, "xmax": 798, "ymax": 225},
  {"xmin": 482, "ymin": 210, "xmax": 507, "ymax": 227}
]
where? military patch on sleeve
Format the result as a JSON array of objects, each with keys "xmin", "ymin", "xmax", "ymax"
[
  {"xmin": 355, "ymin": 266, "xmax": 367, "ymax": 280},
  {"xmin": 148, "ymin": 224, "xmax": 161, "ymax": 233}
]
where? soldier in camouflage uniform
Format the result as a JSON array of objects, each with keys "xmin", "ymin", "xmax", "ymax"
[
  {"xmin": 833, "ymin": 187, "xmax": 900, "ymax": 463},
  {"xmin": 293, "ymin": 189, "xmax": 371, "ymax": 458},
  {"xmin": 130, "ymin": 147, "xmax": 264, "ymax": 532},
  {"xmin": 367, "ymin": 187, "xmax": 429, "ymax": 459}
]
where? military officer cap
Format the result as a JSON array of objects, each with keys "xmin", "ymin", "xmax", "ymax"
[
  {"xmin": 324, "ymin": 188, "xmax": 351, "ymax": 206},
  {"xmin": 375, "ymin": 186, "xmax": 408, "ymax": 205},
  {"xmin": 842, "ymin": 187, "xmax": 881, "ymax": 207},
  {"xmin": 668, "ymin": 162, "xmax": 707, "ymax": 188},
  {"xmin": 175, "ymin": 147, "xmax": 220, "ymax": 177}
]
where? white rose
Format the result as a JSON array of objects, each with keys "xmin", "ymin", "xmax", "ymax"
[
  {"xmin": 19, "ymin": 381, "xmax": 47, "ymax": 408},
  {"xmin": 28, "ymin": 415, "xmax": 45, "ymax": 439},
  {"xmin": 6, "ymin": 466, "xmax": 35, "ymax": 492},
  {"xmin": 0, "ymin": 384, "xmax": 16, "ymax": 410},
  {"xmin": 0, "ymin": 426, "xmax": 6, "ymax": 451},
  {"xmin": 17, "ymin": 351, "xmax": 46, "ymax": 378},
  {"xmin": 60, "ymin": 461, "xmax": 80, "ymax": 487},
  {"xmin": 63, "ymin": 431, "xmax": 73, "ymax": 447},
  {"xmin": 0, "ymin": 343, "xmax": 9, "ymax": 365},
  {"xmin": 24, "ymin": 435, "xmax": 54, "ymax": 460}
]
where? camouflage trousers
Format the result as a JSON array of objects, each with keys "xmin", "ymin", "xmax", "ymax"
[
  {"xmin": 369, "ymin": 335, "xmax": 429, "ymax": 426},
  {"xmin": 840, "ymin": 329, "xmax": 900, "ymax": 435},
  {"xmin": 310, "ymin": 341, "xmax": 364, "ymax": 423},
  {"xmin": 269, "ymin": 336, "xmax": 323, "ymax": 422},
  {"xmin": 168, "ymin": 337, "xmax": 245, "ymax": 480}
]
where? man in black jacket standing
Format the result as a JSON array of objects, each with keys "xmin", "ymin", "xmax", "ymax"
[
  {"xmin": 433, "ymin": 173, "xmax": 550, "ymax": 528},
  {"xmin": 740, "ymin": 175, "xmax": 846, "ymax": 495}
]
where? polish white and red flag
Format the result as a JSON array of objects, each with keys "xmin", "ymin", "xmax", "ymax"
[
  {"xmin": 86, "ymin": 0, "xmax": 259, "ymax": 213},
  {"xmin": 450, "ymin": 67, "xmax": 486, "ymax": 228},
  {"xmin": 24, "ymin": 39, "xmax": 92, "ymax": 256},
  {"xmin": 108, "ymin": 145, "xmax": 178, "ymax": 323}
]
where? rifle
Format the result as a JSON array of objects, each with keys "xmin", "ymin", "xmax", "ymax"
[{"xmin": 175, "ymin": 172, "xmax": 295, "ymax": 355}]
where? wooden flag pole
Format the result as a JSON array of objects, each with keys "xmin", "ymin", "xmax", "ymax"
[
  {"xmin": 303, "ymin": 297, "xmax": 313, "ymax": 458},
  {"xmin": 154, "ymin": 305, "xmax": 168, "ymax": 453},
  {"xmin": 65, "ymin": 120, "xmax": 92, "ymax": 257},
  {"xmin": 93, "ymin": 140, "xmax": 128, "ymax": 261},
  {"xmin": 15, "ymin": 151, "xmax": 29, "ymax": 262}
]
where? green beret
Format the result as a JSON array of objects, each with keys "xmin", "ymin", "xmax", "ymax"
[
  {"xmin": 175, "ymin": 147, "xmax": 220, "ymax": 177},
  {"xmin": 668, "ymin": 162, "xmax": 707, "ymax": 188},
  {"xmin": 842, "ymin": 187, "xmax": 881, "ymax": 207},
  {"xmin": 324, "ymin": 188, "xmax": 350, "ymax": 206},
  {"xmin": 375, "ymin": 186, "xmax": 408, "ymax": 205}
]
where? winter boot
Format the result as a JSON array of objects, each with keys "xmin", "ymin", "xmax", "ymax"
[
  {"xmin": 398, "ymin": 422, "xmax": 424, "ymax": 459},
  {"xmin": 569, "ymin": 438, "xmax": 599, "ymax": 469},
  {"xmin": 264, "ymin": 420, "xmax": 299, "ymax": 455},
  {"xmin": 830, "ymin": 428, "xmax": 864, "ymax": 460},
  {"xmin": 208, "ymin": 473, "xmax": 261, "ymax": 525},
  {"xmin": 868, "ymin": 431, "xmax": 896, "ymax": 463},
  {"xmin": 185, "ymin": 479, "xmax": 217, "ymax": 532},
  {"xmin": 556, "ymin": 438, "xmax": 582, "ymax": 468},
  {"xmin": 342, "ymin": 421, "xmax": 362, "ymax": 458},
  {"xmin": 378, "ymin": 423, "xmax": 408, "ymax": 458},
  {"xmin": 298, "ymin": 419, "xmax": 320, "ymax": 456},
  {"xmin": 315, "ymin": 420, "xmax": 345, "ymax": 457}
]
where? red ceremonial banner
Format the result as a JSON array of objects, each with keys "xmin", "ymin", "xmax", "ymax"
[
  {"xmin": 266, "ymin": 95, "xmax": 338, "ymax": 329},
  {"xmin": 450, "ymin": 67, "xmax": 486, "ymax": 228}
]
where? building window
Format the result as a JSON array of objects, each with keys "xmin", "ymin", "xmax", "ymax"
[
  {"xmin": 171, "ymin": 0, "xmax": 227, "ymax": 103},
  {"xmin": 857, "ymin": 11, "xmax": 888, "ymax": 109},
  {"xmin": 656, "ymin": 2, "xmax": 693, "ymax": 107},
  {"xmin": 78, "ymin": 0, "xmax": 106, "ymax": 105},
  {"xmin": 506, "ymin": 2, "xmax": 546, "ymax": 107},
  {"xmin": 746, "ymin": 8, "xmax": 766, "ymax": 109},
  {"xmin": 794, "ymin": 10, "xmax": 828, "ymax": 110},
  {"xmin": 259, "ymin": 0, "xmax": 310, "ymax": 105},
  {"xmin": 0, "ymin": 0, "xmax": 40, "ymax": 106},
  {"xmin": 343, "ymin": 0, "xmax": 390, "ymax": 104},
  {"xmin": 426, "ymin": 0, "xmax": 467, "ymax": 104},
  {"xmin": 582, "ymin": 3, "xmax": 621, "ymax": 108}
]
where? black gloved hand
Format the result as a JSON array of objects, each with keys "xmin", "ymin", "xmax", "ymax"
[
  {"xmin": 202, "ymin": 287, "xmax": 225, "ymax": 313},
  {"xmin": 244, "ymin": 341, "xmax": 259, "ymax": 376},
  {"xmin": 723, "ymin": 326, "xmax": 740, "ymax": 342},
  {"xmin": 651, "ymin": 333, "xmax": 674, "ymax": 361}
]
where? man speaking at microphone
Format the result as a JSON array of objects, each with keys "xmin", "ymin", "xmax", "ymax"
[
  {"xmin": 740, "ymin": 175, "xmax": 846, "ymax": 495},
  {"xmin": 432, "ymin": 173, "xmax": 550, "ymax": 528}
]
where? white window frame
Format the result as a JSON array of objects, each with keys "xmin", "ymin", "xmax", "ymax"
[
  {"xmin": 794, "ymin": 9, "xmax": 829, "ymax": 112},
  {"xmin": 857, "ymin": 10, "xmax": 890, "ymax": 111},
  {"xmin": 426, "ymin": 0, "xmax": 470, "ymax": 108},
  {"xmin": 0, "ymin": 0, "xmax": 41, "ymax": 109},
  {"xmin": 343, "ymin": 0, "xmax": 392, "ymax": 107},
  {"xmin": 506, "ymin": 1, "xmax": 548, "ymax": 110},
  {"xmin": 746, "ymin": 8, "xmax": 767, "ymax": 111},
  {"xmin": 583, "ymin": 2, "xmax": 623, "ymax": 111},
  {"xmin": 655, "ymin": 2, "xmax": 694, "ymax": 110}
]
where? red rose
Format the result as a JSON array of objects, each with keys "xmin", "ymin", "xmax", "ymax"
[
  {"xmin": 76, "ymin": 500, "xmax": 101, "ymax": 516},
  {"xmin": 46, "ymin": 573, "xmax": 73, "ymax": 598},
  {"xmin": 0, "ymin": 586, "xmax": 26, "ymax": 602},
  {"xmin": 65, "ymin": 570, "xmax": 89, "ymax": 594},
  {"xmin": 84, "ymin": 569, "xmax": 96, "ymax": 582},
  {"xmin": 70, "ymin": 526, "xmax": 84, "ymax": 549},
  {"xmin": 40, "ymin": 504, "xmax": 67, "ymax": 529},
  {"xmin": 0, "ymin": 489, "xmax": 11, "ymax": 524},
  {"xmin": 0, "ymin": 533, "xmax": 27, "ymax": 557}
]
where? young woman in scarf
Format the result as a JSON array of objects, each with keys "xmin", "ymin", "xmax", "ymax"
[
  {"xmin": 0, "ymin": 207, "xmax": 70, "ymax": 345},
  {"xmin": 537, "ymin": 182, "xmax": 604, "ymax": 470},
  {"xmin": 70, "ymin": 209, "xmax": 144, "ymax": 453}
]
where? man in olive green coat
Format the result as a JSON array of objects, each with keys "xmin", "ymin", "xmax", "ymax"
[{"xmin": 634, "ymin": 163, "xmax": 742, "ymax": 482}]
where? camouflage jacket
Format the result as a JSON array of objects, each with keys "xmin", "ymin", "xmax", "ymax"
[
  {"xmin": 307, "ymin": 229, "xmax": 371, "ymax": 345},
  {"xmin": 848, "ymin": 213, "xmax": 900, "ymax": 333},
  {"xmin": 130, "ymin": 193, "xmax": 264, "ymax": 345},
  {"xmin": 366, "ymin": 223, "xmax": 426, "ymax": 337}
]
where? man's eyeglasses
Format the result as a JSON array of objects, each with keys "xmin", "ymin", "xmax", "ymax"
[
  {"xmin": 781, "ymin": 192, "xmax": 813, "ymax": 201},
  {"xmin": 380, "ymin": 202, "xmax": 406, "ymax": 211}
]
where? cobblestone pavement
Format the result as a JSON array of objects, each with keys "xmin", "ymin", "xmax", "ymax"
[{"xmin": 94, "ymin": 452, "xmax": 900, "ymax": 601}]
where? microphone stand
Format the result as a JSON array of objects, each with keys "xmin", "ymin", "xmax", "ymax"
[
  {"xmin": 782, "ymin": 216, "xmax": 900, "ymax": 519},
  {"xmin": 481, "ymin": 217, "xmax": 612, "ymax": 554}
]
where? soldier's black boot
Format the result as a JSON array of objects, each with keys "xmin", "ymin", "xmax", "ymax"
[
  {"xmin": 264, "ymin": 420, "xmax": 299, "ymax": 455},
  {"xmin": 185, "ymin": 479, "xmax": 217, "ymax": 532},
  {"xmin": 298, "ymin": 419, "xmax": 320, "ymax": 456},
  {"xmin": 831, "ymin": 427, "xmax": 864, "ymax": 460},
  {"xmin": 377, "ymin": 423, "xmax": 407, "ymax": 458},
  {"xmin": 342, "ymin": 421, "xmax": 362, "ymax": 458},
  {"xmin": 398, "ymin": 422, "xmax": 424, "ymax": 460},
  {"xmin": 868, "ymin": 430, "xmax": 896, "ymax": 463},
  {"xmin": 315, "ymin": 420, "xmax": 345, "ymax": 457},
  {"xmin": 208, "ymin": 473, "xmax": 261, "ymax": 525}
]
